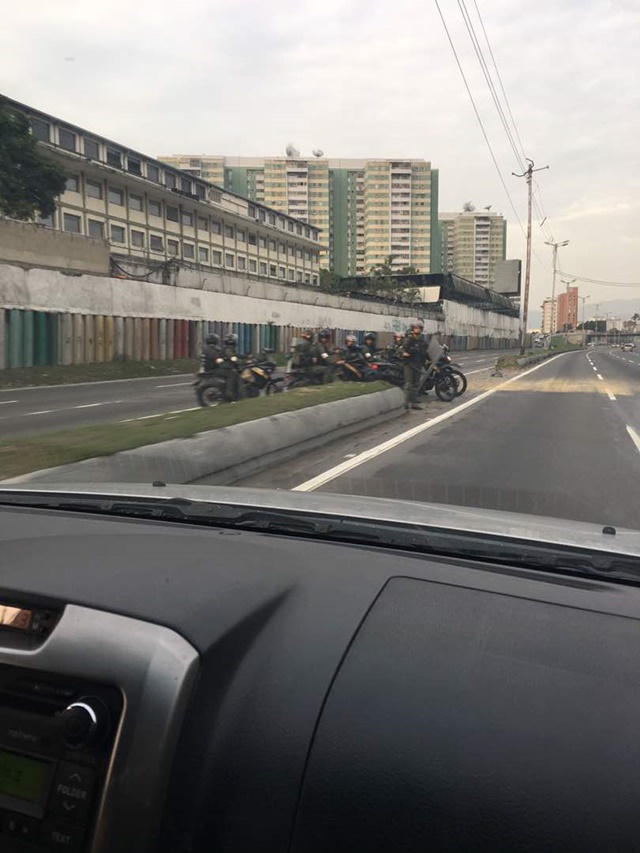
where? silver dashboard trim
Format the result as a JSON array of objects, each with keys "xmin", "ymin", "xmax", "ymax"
[{"xmin": 0, "ymin": 604, "xmax": 199, "ymax": 853}]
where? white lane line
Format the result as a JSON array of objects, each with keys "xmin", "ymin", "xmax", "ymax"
[
  {"xmin": 597, "ymin": 373, "xmax": 604, "ymax": 380},
  {"xmin": 168, "ymin": 407, "xmax": 201, "ymax": 414},
  {"xmin": 74, "ymin": 402, "xmax": 104, "ymax": 409},
  {"xmin": 0, "ymin": 401, "xmax": 18, "ymax": 405},
  {"xmin": 119, "ymin": 406, "xmax": 202, "ymax": 424},
  {"xmin": 155, "ymin": 382, "xmax": 192, "ymax": 387},
  {"xmin": 626, "ymin": 426, "xmax": 640, "ymax": 455},
  {"xmin": 293, "ymin": 352, "xmax": 574, "ymax": 492},
  {"xmin": 24, "ymin": 410, "xmax": 54, "ymax": 416},
  {"xmin": 606, "ymin": 389, "xmax": 617, "ymax": 401}
]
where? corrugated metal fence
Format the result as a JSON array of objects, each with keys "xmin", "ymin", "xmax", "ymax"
[{"xmin": 0, "ymin": 308, "xmax": 518, "ymax": 370}]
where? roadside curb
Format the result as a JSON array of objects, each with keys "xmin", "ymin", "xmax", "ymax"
[{"xmin": 3, "ymin": 387, "xmax": 405, "ymax": 486}]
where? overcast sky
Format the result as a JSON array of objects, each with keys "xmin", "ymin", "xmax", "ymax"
[{"xmin": 2, "ymin": 0, "xmax": 639, "ymax": 319}]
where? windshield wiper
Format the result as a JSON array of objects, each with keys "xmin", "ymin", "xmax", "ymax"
[{"xmin": 1, "ymin": 490, "xmax": 639, "ymax": 585}]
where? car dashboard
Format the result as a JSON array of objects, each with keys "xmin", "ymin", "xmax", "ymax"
[{"xmin": 1, "ymin": 500, "xmax": 640, "ymax": 853}]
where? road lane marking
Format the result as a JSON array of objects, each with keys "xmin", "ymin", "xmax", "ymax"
[
  {"xmin": 169, "ymin": 407, "xmax": 201, "ymax": 414},
  {"xmin": 597, "ymin": 374, "xmax": 604, "ymax": 380},
  {"xmin": 156, "ymin": 382, "xmax": 192, "ymax": 387},
  {"xmin": 294, "ymin": 351, "xmax": 574, "ymax": 492},
  {"xmin": 626, "ymin": 426, "xmax": 640, "ymax": 456},
  {"xmin": 74, "ymin": 402, "xmax": 104, "ymax": 409},
  {"xmin": 606, "ymin": 389, "xmax": 617, "ymax": 401},
  {"xmin": 24, "ymin": 410, "xmax": 54, "ymax": 416},
  {"xmin": 465, "ymin": 367, "xmax": 491, "ymax": 375},
  {"xmin": 0, "ymin": 401, "xmax": 18, "ymax": 405}
]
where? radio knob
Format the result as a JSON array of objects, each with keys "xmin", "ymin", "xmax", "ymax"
[{"xmin": 61, "ymin": 698, "xmax": 109, "ymax": 749}]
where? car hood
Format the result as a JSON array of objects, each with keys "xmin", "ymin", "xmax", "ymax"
[{"xmin": 0, "ymin": 483, "xmax": 639, "ymax": 558}]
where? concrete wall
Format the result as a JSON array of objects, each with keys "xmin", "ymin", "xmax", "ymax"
[{"xmin": 0, "ymin": 219, "xmax": 110, "ymax": 275}]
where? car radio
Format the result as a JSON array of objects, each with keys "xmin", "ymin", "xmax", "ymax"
[{"xmin": 0, "ymin": 664, "xmax": 122, "ymax": 853}]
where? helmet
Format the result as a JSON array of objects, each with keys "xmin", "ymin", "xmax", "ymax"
[
  {"xmin": 411, "ymin": 320, "xmax": 424, "ymax": 332},
  {"xmin": 223, "ymin": 333, "xmax": 238, "ymax": 346},
  {"xmin": 345, "ymin": 334, "xmax": 357, "ymax": 345},
  {"xmin": 393, "ymin": 332, "xmax": 404, "ymax": 341},
  {"xmin": 301, "ymin": 329, "xmax": 314, "ymax": 340},
  {"xmin": 205, "ymin": 333, "xmax": 219, "ymax": 346},
  {"xmin": 318, "ymin": 328, "xmax": 331, "ymax": 340},
  {"xmin": 364, "ymin": 332, "xmax": 376, "ymax": 343}
]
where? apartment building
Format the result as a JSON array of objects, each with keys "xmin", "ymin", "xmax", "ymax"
[
  {"xmin": 556, "ymin": 286, "xmax": 579, "ymax": 332},
  {"xmin": 541, "ymin": 297, "xmax": 554, "ymax": 334},
  {"xmin": 438, "ymin": 209, "xmax": 507, "ymax": 288},
  {"xmin": 159, "ymin": 155, "xmax": 439, "ymax": 276},
  {"xmin": 6, "ymin": 98, "xmax": 321, "ymax": 286}
]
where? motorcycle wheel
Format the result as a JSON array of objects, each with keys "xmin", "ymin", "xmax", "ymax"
[
  {"xmin": 435, "ymin": 374, "xmax": 457, "ymax": 403},
  {"xmin": 447, "ymin": 368, "xmax": 467, "ymax": 397},
  {"xmin": 197, "ymin": 380, "xmax": 226, "ymax": 407},
  {"xmin": 266, "ymin": 380, "xmax": 284, "ymax": 395}
]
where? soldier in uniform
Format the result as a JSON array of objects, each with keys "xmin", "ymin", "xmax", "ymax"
[
  {"xmin": 220, "ymin": 333, "xmax": 246, "ymax": 401},
  {"xmin": 401, "ymin": 320, "xmax": 428, "ymax": 411},
  {"xmin": 200, "ymin": 332, "xmax": 221, "ymax": 373}
]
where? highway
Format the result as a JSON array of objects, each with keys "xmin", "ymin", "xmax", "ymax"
[
  {"xmin": 236, "ymin": 349, "xmax": 640, "ymax": 530},
  {"xmin": 0, "ymin": 350, "xmax": 501, "ymax": 438}
]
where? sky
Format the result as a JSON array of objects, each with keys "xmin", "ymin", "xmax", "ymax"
[{"xmin": 2, "ymin": 0, "xmax": 639, "ymax": 323}]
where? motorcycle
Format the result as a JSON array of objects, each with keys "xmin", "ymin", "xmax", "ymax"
[
  {"xmin": 333, "ymin": 351, "xmax": 376, "ymax": 383},
  {"xmin": 241, "ymin": 350, "xmax": 284, "ymax": 398},
  {"xmin": 370, "ymin": 352, "xmax": 467, "ymax": 402},
  {"xmin": 195, "ymin": 350, "xmax": 283, "ymax": 406}
]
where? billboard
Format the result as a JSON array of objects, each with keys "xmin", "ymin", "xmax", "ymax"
[{"xmin": 493, "ymin": 259, "xmax": 522, "ymax": 296}]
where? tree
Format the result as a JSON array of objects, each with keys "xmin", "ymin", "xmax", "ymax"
[
  {"xmin": 632, "ymin": 312, "xmax": 640, "ymax": 323},
  {"xmin": 319, "ymin": 268, "xmax": 345, "ymax": 293},
  {"xmin": 0, "ymin": 101, "xmax": 67, "ymax": 220}
]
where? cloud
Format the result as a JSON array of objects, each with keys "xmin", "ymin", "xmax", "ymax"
[{"xmin": 0, "ymin": 0, "xmax": 638, "ymax": 303}]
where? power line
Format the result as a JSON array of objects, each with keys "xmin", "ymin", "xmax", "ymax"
[
  {"xmin": 434, "ymin": 0, "xmax": 527, "ymax": 241},
  {"xmin": 557, "ymin": 271, "xmax": 640, "ymax": 288}
]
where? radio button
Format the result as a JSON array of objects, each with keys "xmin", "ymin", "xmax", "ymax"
[
  {"xmin": 61, "ymin": 699, "xmax": 109, "ymax": 750},
  {"xmin": 49, "ymin": 762, "xmax": 95, "ymax": 824},
  {"xmin": 3, "ymin": 813, "xmax": 40, "ymax": 842},
  {"xmin": 41, "ymin": 818, "xmax": 85, "ymax": 852}
]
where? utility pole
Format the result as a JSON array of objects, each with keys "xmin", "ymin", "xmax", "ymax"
[
  {"xmin": 513, "ymin": 159, "xmax": 549, "ymax": 355},
  {"xmin": 544, "ymin": 240, "xmax": 570, "ymax": 337},
  {"xmin": 579, "ymin": 294, "xmax": 590, "ymax": 349}
]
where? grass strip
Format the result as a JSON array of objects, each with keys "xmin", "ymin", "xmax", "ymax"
[
  {"xmin": 0, "ymin": 359, "xmax": 200, "ymax": 389},
  {"xmin": 0, "ymin": 381, "xmax": 389, "ymax": 480}
]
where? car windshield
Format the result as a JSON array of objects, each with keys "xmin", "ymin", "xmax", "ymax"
[{"xmin": 0, "ymin": 0, "xmax": 639, "ymax": 541}]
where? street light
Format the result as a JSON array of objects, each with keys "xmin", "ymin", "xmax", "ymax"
[
  {"xmin": 579, "ymin": 295, "xmax": 590, "ymax": 348},
  {"xmin": 545, "ymin": 240, "xmax": 570, "ymax": 333}
]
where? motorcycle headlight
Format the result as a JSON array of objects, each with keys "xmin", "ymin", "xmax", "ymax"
[
  {"xmin": 231, "ymin": 356, "xmax": 238, "ymax": 362},
  {"xmin": 215, "ymin": 358, "xmax": 223, "ymax": 364}
]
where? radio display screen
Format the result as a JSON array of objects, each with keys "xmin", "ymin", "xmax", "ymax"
[{"xmin": 0, "ymin": 749, "xmax": 47, "ymax": 803}]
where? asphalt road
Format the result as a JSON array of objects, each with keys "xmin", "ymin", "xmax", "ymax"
[
  {"xmin": 236, "ymin": 349, "xmax": 640, "ymax": 530},
  {"xmin": 0, "ymin": 350, "xmax": 502, "ymax": 438}
]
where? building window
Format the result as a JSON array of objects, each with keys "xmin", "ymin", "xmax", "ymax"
[
  {"xmin": 296, "ymin": 248, "xmax": 303, "ymax": 259},
  {"xmin": 297, "ymin": 271, "xmax": 303, "ymax": 282},
  {"xmin": 268, "ymin": 213, "xmax": 276, "ymax": 225},
  {"xmin": 197, "ymin": 216, "xmax": 209, "ymax": 232},
  {"xmin": 278, "ymin": 242, "xmax": 285, "ymax": 253},
  {"xmin": 288, "ymin": 245, "xmax": 294, "ymax": 256},
  {"xmin": 259, "ymin": 210, "xmax": 266, "ymax": 222},
  {"xmin": 106, "ymin": 148, "xmax": 122, "ymax": 168},
  {"xmin": 127, "ymin": 157, "xmax": 142, "ymax": 175},
  {"xmin": 166, "ymin": 205, "xmax": 179, "ymax": 222},
  {"xmin": 288, "ymin": 269, "xmax": 295, "ymax": 281},
  {"xmin": 131, "ymin": 229, "xmax": 145, "ymax": 248},
  {"xmin": 304, "ymin": 273, "xmax": 311, "ymax": 283},
  {"xmin": 167, "ymin": 239, "xmax": 179, "ymax": 255},
  {"xmin": 259, "ymin": 262, "xmax": 267, "ymax": 275},
  {"xmin": 58, "ymin": 128, "xmax": 76, "ymax": 152},
  {"xmin": 147, "ymin": 164, "xmax": 160, "ymax": 182},
  {"xmin": 86, "ymin": 180, "xmax": 102, "ymax": 199},
  {"xmin": 183, "ymin": 211, "xmax": 193, "ymax": 227},
  {"xmin": 224, "ymin": 224, "xmax": 234, "ymax": 238},
  {"xmin": 129, "ymin": 193, "xmax": 143, "ymax": 211},
  {"xmin": 211, "ymin": 220, "xmax": 221, "ymax": 235},
  {"xmin": 296, "ymin": 224, "xmax": 302, "ymax": 235},
  {"xmin": 150, "ymin": 235, "xmax": 164, "ymax": 253},
  {"xmin": 225, "ymin": 253, "xmax": 235, "ymax": 267},
  {"xmin": 88, "ymin": 219, "xmax": 104, "ymax": 238},
  {"xmin": 212, "ymin": 250, "xmax": 222, "ymax": 264},
  {"xmin": 180, "ymin": 177, "xmax": 191, "ymax": 193},
  {"xmin": 237, "ymin": 229, "xmax": 245, "ymax": 242},
  {"xmin": 269, "ymin": 239, "xmax": 276, "ymax": 251},
  {"xmin": 270, "ymin": 265, "xmax": 277, "ymax": 276},
  {"xmin": 110, "ymin": 224, "xmax": 125, "ymax": 243},
  {"xmin": 30, "ymin": 118, "xmax": 50, "ymax": 142},
  {"xmin": 108, "ymin": 187, "xmax": 124, "ymax": 205},
  {"xmin": 249, "ymin": 259, "xmax": 257, "ymax": 272},
  {"xmin": 84, "ymin": 138, "xmax": 99, "ymax": 159},
  {"xmin": 279, "ymin": 266, "xmax": 286, "ymax": 278},
  {"xmin": 248, "ymin": 205, "xmax": 256, "ymax": 217},
  {"xmin": 238, "ymin": 256, "xmax": 246, "ymax": 270},
  {"xmin": 199, "ymin": 246, "xmax": 209, "ymax": 263},
  {"xmin": 183, "ymin": 243, "xmax": 195, "ymax": 259},
  {"xmin": 248, "ymin": 233, "xmax": 257, "ymax": 246},
  {"xmin": 65, "ymin": 175, "xmax": 79, "ymax": 193},
  {"xmin": 148, "ymin": 199, "xmax": 161, "ymax": 217},
  {"xmin": 278, "ymin": 217, "xmax": 285, "ymax": 229},
  {"xmin": 305, "ymin": 227, "xmax": 310, "ymax": 238},
  {"xmin": 288, "ymin": 222, "xmax": 294, "ymax": 232},
  {"xmin": 258, "ymin": 236, "xmax": 267, "ymax": 248},
  {"xmin": 63, "ymin": 213, "xmax": 81, "ymax": 233},
  {"xmin": 195, "ymin": 185, "xmax": 205, "ymax": 200},
  {"xmin": 165, "ymin": 173, "xmax": 176, "ymax": 189}
]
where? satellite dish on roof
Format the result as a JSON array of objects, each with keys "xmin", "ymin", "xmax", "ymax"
[
  {"xmin": 463, "ymin": 201, "xmax": 475, "ymax": 212},
  {"xmin": 312, "ymin": 149, "xmax": 324, "ymax": 158},
  {"xmin": 484, "ymin": 204, "xmax": 492, "ymax": 211},
  {"xmin": 285, "ymin": 142, "xmax": 300, "ymax": 158}
]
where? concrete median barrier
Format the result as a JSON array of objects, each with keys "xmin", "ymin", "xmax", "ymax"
[{"xmin": 6, "ymin": 387, "xmax": 404, "ymax": 486}]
